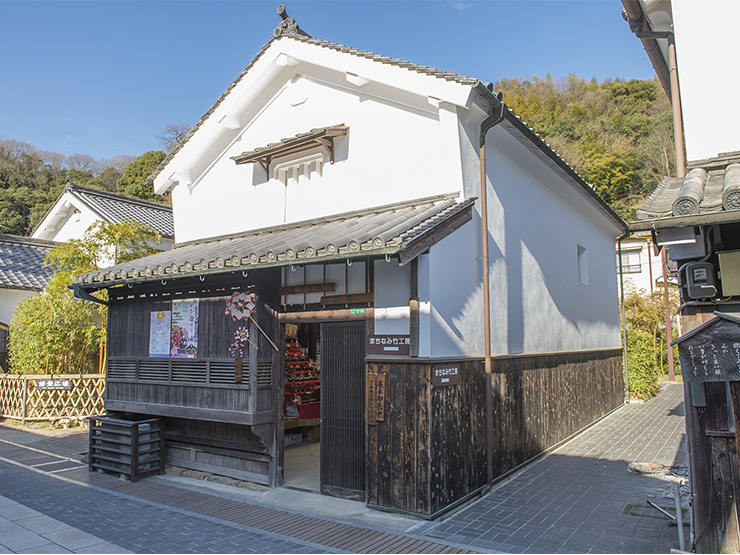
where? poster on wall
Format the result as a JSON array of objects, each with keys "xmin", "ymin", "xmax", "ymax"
[
  {"xmin": 171, "ymin": 299, "xmax": 199, "ymax": 358},
  {"xmin": 149, "ymin": 310, "xmax": 172, "ymax": 357}
]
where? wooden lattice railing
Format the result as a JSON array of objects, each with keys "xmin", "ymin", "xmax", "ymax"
[{"xmin": 0, "ymin": 374, "xmax": 105, "ymax": 422}]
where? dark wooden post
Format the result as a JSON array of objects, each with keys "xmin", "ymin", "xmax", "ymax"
[
  {"xmin": 248, "ymin": 318, "xmax": 258, "ymax": 414},
  {"xmin": 131, "ymin": 422, "xmax": 140, "ymax": 482},
  {"xmin": 409, "ymin": 258, "xmax": 419, "ymax": 357},
  {"xmin": 729, "ymin": 381, "xmax": 740, "ymax": 485},
  {"xmin": 661, "ymin": 249, "xmax": 675, "ymax": 381}
]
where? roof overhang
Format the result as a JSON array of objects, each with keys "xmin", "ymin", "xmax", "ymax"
[
  {"xmin": 629, "ymin": 209, "xmax": 740, "ymax": 232},
  {"xmin": 75, "ymin": 194, "xmax": 474, "ymax": 293},
  {"xmin": 621, "ymin": 0, "xmax": 674, "ymax": 99}
]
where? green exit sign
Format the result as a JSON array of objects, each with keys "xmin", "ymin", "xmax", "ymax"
[{"xmin": 349, "ymin": 308, "xmax": 365, "ymax": 315}]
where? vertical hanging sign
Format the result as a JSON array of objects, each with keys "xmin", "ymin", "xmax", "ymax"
[
  {"xmin": 171, "ymin": 299, "xmax": 199, "ymax": 358},
  {"xmin": 375, "ymin": 373, "xmax": 386, "ymax": 421},
  {"xmin": 366, "ymin": 372, "xmax": 377, "ymax": 426}
]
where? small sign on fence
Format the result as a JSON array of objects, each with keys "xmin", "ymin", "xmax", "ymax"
[{"xmin": 35, "ymin": 379, "xmax": 72, "ymax": 390}]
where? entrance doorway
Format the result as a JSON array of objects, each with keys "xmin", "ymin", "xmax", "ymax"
[
  {"xmin": 283, "ymin": 322, "xmax": 321, "ymax": 491},
  {"xmin": 282, "ymin": 319, "xmax": 366, "ymax": 500}
]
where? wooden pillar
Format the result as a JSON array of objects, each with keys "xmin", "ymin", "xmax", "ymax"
[
  {"xmin": 730, "ymin": 382, "xmax": 740, "ymax": 494},
  {"xmin": 248, "ymin": 318, "xmax": 258, "ymax": 413},
  {"xmin": 662, "ymin": 248, "xmax": 675, "ymax": 381},
  {"xmin": 409, "ymin": 257, "xmax": 419, "ymax": 358}
]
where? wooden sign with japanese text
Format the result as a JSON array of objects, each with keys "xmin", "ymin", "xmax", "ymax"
[
  {"xmin": 674, "ymin": 314, "xmax": 740, "ymax": 383},
  {"xmin": 375, "ymin": 373, "xmax": 386, "ymax": 421},
  {"xmin": 367, "ymin": 334, "xmax": 410, "ymax": 356},
  {"xmin": 432, "ymin": 365, "xmax": 460, "ymax": 387},
  {"xmin": 366, "ymin": 372, "xmax": 377, "ymax": 426}
]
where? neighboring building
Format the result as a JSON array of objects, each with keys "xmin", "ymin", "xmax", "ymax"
[
  {"xmin": 0, "ymin": 234, "xmax": 58, "ymax": 371},
  {"xmin": 0, "ymin": 185, "xmax": 174, "ymax": 371},
  {"xmin": 623, "ymin": 1, "xmax": 740, "ymax": 552},
  {"xmin": 618, "ymin": 233, "xmax": 666, "ymax": 295},
  {"xmin": 32, "ymin": 182, "xmax": 175, "ymax": 250},
  {"xmin": 75, "ymin": 10, "xmax": 626, "ymax": 516}
]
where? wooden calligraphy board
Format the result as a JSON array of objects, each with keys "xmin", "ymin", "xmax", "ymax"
[
  {"xmin": 366, "ymin": 372, "xmax": 377, "ymax": 426},
  {"xmin": 673, "ymin": 312, "xmax": 740, "ymax": 383}
]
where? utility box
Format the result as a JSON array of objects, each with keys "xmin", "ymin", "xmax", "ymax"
[
  {"xmin": 685, "ymin": 262, "xmax": 717, "ymax": 299},
  {"xmin": 88, "ymin": 416, "xmax": 165, "ymax": 482}
]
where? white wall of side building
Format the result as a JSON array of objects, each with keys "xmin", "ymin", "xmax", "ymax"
[
  {"xmin": 618, "ymin": 237, "xmax": 662, "ymax": 295},
  {"xmin": 0, "ymin": 289, "xmax": 37, "ymax": 329},
  {"xmin": 672, "ymin": 0, "xmax": 740, "ymax": 161}
]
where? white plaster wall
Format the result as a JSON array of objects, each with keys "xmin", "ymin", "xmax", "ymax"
[
  {"xmin": 168, "ymin": 45, "xmax": 467, "ymax": 243},
  {"xmin": 373, "ymin": 260, "xmax": 411, "ymax": 336},
  {"xmin": 0, "ymin": 289, "xmax": 37, "ymax": 328},
  {"xmin": 425, "ymin": 122, "xmax": 622, "ymax": 358},
  {"xmin": 672, "ymin": 0, "xmax": 740, "ymax": 161},
  {"xmin": 49, "ymin": 210, "xmax": 99, "ymax": 243}
]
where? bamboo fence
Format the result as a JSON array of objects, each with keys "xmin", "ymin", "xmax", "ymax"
[{"xmin": 0, "ymin": 374, "xmax": 105, "ymax": 423}]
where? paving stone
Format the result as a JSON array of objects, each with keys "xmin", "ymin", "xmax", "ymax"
[
  {"xmin": 421, "ymin": 384, "xmax": 688, "ymax": 554},
  {"xmin": 0, "ymin": 528, "xmax": 51, "ymax": 551},
  {"xmin": 15, "ymin": 542, "xmax": 72, "ymax": 554}
]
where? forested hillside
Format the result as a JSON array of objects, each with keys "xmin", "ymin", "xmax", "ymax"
[
  {"xmin": 0, "ymin": 77, "xmax": 671, "ymax": 235},
  {"xmin": 495, "ymin": 75, "xmax": 675, "ymax": 220},
  {"xmin": 0, "ymin": 140, "xmax": 167, "ymax": 235}
]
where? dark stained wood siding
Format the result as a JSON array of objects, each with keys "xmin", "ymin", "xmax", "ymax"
[
  {"xmin": 104, "ymin": 269, "xmax": 283, "ymax": 487},
  {"xmin": 489, "ymin": 349, "xmax": 624, "ymax": 478},
  {"xmin": 367, "ymin": 348, "xmax": 623, "ymax": 516}
]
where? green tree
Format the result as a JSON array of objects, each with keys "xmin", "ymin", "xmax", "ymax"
[
  {"xmin": 495, "ymin": 75, "xmax": 674, "ymax": 220},
  {"xmin": 623, "ymin": 285, "xmax": 681, "ymax": 399},
  {"xmin": 117, "ymin": 151, "xmax": 167, "ymax": 203},
  {"xmin": 8, "ymin": 221, "xmax": 160, "ymax": 375}
]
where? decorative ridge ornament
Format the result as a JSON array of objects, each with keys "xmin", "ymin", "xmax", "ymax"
[{"xmin": 273, "ymin": 4, "xmax": 311, "ymax": 38}]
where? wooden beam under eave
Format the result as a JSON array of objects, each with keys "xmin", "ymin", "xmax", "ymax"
[{"xmin": 398, "ymin": 206, "xmax": 473, "ymax": 266}]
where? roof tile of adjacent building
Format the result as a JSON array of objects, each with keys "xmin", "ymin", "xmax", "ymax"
[
  {"xmin": 61, "ymin": 183, "xmax": 174, "ymax": 239},
  {"xmin": 75, "ymin": 193, "xmax": 474, "ymax": 289},
  {"xmin": 0, "ymin": 234, "xmax": 59, "ymax": 291},
  {"xmin": 634, "ymin": 151, "xmax": 740, "ymax": 228}
]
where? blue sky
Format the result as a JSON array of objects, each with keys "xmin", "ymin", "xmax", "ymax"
[{"xmin": 0, "ymin": 0, "xmax": 653, "ymax": 162}]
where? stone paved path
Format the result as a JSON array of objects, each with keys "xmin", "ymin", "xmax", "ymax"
[
  {"xmin": 420, "ymin": 383, "xmax": 688, "ymax": 553},
  {"xmin": 0, "ymin": 383, "xmax": 688, "ymax": 554}
]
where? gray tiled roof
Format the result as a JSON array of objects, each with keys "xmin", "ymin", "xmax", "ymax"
[
  {"xmin": 65, "ymin": 184, "xmax": 174, "ymax": 238},
  {"xmin": 0, "ymin": 234, "xmax": 59, "ymax": 291},
  {"xmin": 76, "ymin": 193, "xmax": 474, "ymax": 289},
  {"xmin": 636, "ymin": 151, "xmax": 740, "ymax": 220}
]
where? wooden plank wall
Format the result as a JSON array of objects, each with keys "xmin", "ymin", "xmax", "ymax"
[
  {"xmin": 680, "ymin": 304, "xmax": 740, "ymax": 554},
  {"xmin": 367, "ymin": 349, "xmax": 623, "ymax": 516},
  {"xmin": 489, "ymin": 349, "xmax": 624, "ymax": 478},
  {"xmin": 105, "ymin": 270, "xmax": 283, "ymax": 487}
]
